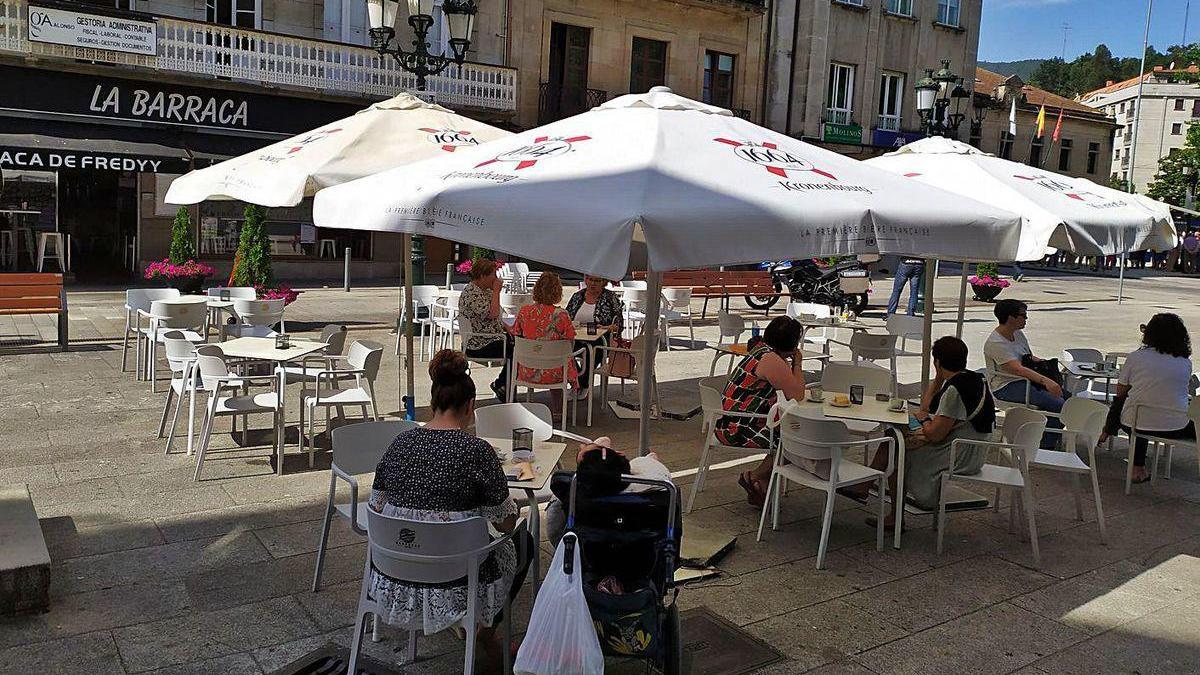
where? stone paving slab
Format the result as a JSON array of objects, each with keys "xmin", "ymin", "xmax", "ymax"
[{"xmin": 1, "ymin": 270, "xmax": 1200, "ymax": 673}]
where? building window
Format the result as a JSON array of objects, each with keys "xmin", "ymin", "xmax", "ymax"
[
  {"xmin": 999, "ymin": 131, "xmax": 1014, "ymax": 160},
  {"xmin": 206, "ymin": 0, "xmax": 258, "ymax": 28},
  {"xmin": 886, "ymin": 0, "xmax": 914, "ymax": 16},
  {"xmin": 877, "ymin": 71, "xmax": 903, "ymax": 131},
  {"xmin": 703, "ymin": 51, "xmax": 736, "ymax": 109},
  {"xmin": 1173, "ymin": 123, "xmax": 1184, "ymax": 135},
  {"xmin": 629, "ymin": 37, "xmax": 668, "ymax": 94},
  {"xmin": 1176, "ymin": 98, "xmax": 1187, "ymax": 111},
  {"xmin": 1087, "ymin": 142, "xmax": 1100, "ymax": 174},
  {"xmin": 1192, "ymin": 100, "xmax": 1200, "ymax": 118},
  {"xmin": 937, "ymin": 0, "xmax": 960, "ymax": 26},
  {"xmin": 827, "ymin": 62, "xmax": 855, "ymax": 125},
  {"xmin": 81, "ymin": 0, "xmax": 134, "ymax": 8},
  {"xmin": 1058, "ymin": 138, "xmax": 1073, "ymax": 172},
  {"xmin": 1029, "ymin": 136, "xmax": 1044, "ymax": 166}
]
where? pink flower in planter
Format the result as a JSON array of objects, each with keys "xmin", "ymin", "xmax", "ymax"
[
  {"xmin": 255, "ymin": 284, "xmax": 301, "ymax": 306},
  {"xmin": 144, "ymin": 259, "xmax": 216, "ymax": 281},
  {"xmin": 455, "ymin": 260, "xmax": 473, "ymax": 275}
]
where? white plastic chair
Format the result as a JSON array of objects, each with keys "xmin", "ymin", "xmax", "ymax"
[
  {"xmin": 223, "ymin": 298, "xmax": 285, "ymax": 340},
  {"xmin": 789, "ymin": 302, "xmax": 833, "ymax": 354},
  {"xmin": 206, "ymin": 286, "xmax": 256, "ymax": 336},
  {"xmin": 758, "ymin": 403, "xmax": 893, "ymax": 569},
  {"xmin": 312, "ymin": 419, "xmax": 418, "ymax": 592},
  {"xmin": 157, "ymin": 331, "xmax": 200, "ymax": 456},
  {"xmin": 299, "ymin": 340, "xmax": 384, "ymax": 467},
  {"xmin": 660, "ymin": 287, "xmax": 695, "ymax": 350},
  {"xmin": 832, "ymin": 332, "xmax": 899, "ymax": 373},
  {"xmin": 281, "ymin": 324, "xmax": 349, "ymax": 385},
  {"xmin": 620, "ymin": 280, "xmax": 647, "ymax": 290},
  {"xmin": 123, "ymin": 288, "xmax": 179, "ymax": 374},
  {"xmin": 142, "ymin": 298, "xmax": 208, "ymax": 390},
  {"xmin": 986, "ymin": 366, "xmax": 1033, "ymax": 410},
  {"xmin": 709, "ymin": 311, "xmax": 747, "ymax": 376},
  {"xmin": 937, "ymin": 407, "xmax": 1047, "ymax": 566},
  {"xmin": 509, "ymin": 338, "xmax": 585, "ymax": 432},
  {"xmin": 885, "ymin": 314, "xmax": 924, "ymax": 358},
  {"xmin": 506, "ymin": 262, "xmax": 530, "ymax": 290},
  {"xmin": 499, "ymin": 291, "xmax": 532, "ymax": 321},
  {"xmin": 820, "ymin": 360, "xmax": 896, "ymax": 397},
  {"xmin": 397, "ymin": 285, "xmax": 439, "ymax": 359},
  {"xmin": 349, "ymin": 509, "xmax": 523, "ymax": 675},
  {"xmin": 192, "ymin": 346, "xmax": 284, "ymax": 481},
  {"xmin": 1126, "ymin": 398, "xmax": 1200, "ymax": 494},
  {"xmin": 1037, "ymin": 397, "xmax": 1108, "ymax": 543},
  {"xmin": 430, "ymin": 293, "xmax": 461, "ymax": 353},
  {"xmin": 1059, "ymin": 348, "xmax": 1114, "ymax": 400},
  {"xmin": 622, "ymin": 288, "xmax": 648, "ymax": 338},
  {"xmin": 686, "ymin": 375, "xmax": 771, "ymax": 512},
  {"xmin": 459, "ymin": 320, "xmax": 508, "ymax": 370}
]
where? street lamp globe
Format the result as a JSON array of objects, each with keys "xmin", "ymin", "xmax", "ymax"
[
  {"xmin": 444, "ymin": 0, "xmax": 478, "ymax": 62},
  {"xmin": 365, "ymin": 0, "xmax": 477, "ymax": 90},
  {"xmin": 366, "ymin": 0, "xmax": 399, "ymax": 49},
  {"xmin": 914, "ymin": 72, "xmax": 938, "ymax": 114}
]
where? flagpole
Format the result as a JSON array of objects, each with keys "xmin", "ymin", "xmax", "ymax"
[{"xmin": 1121, "ymin": 0, "xmax": 1153, "ymax": 305}]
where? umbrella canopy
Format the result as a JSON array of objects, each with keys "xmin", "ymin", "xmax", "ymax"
[
  {"xmin": 165, "ymin": 93, "xmax": 512, "ymax": 207},
  {"xmin": 866, "ymin": 137, "xmax": 1172, "ymax": 260},
  {"xmin": 312, "ymin": 87, "xmax": 1022, "ymax": 281}
]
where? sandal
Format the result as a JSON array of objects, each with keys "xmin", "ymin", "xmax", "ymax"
[{"xmin": 738, "ymin": 471, "xmax": 767, "ymax": 508}]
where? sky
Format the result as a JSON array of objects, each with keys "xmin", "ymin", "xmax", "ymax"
[{"xmin": 979, "ymin": 0, "xmax": 1197, "ymax": 62}]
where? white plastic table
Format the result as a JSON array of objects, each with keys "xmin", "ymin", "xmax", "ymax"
[
  {"xmin": 485, "ymin": 436, "xmax": 567, "ymax": 595},
  {"xmin": 1063, "ymin": 361, "xmax": 1119, "ymax": 401}
]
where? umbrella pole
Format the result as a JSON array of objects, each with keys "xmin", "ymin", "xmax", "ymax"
[
  {"xmin": 1118, "ymin": 251, "xmax": 1127, "ymax": 304},
  {"xmin": 921, "ymin": 260, "xmax": 936, "ymax": 392},
  {"xmin": 955, "ymin": 262, "xmax": 968, "ymax": 339},
  {"xmin": 402, "ymin": 234, "xmax": 416, "ymax": 419},
  {"xmin": 638, "ymin": 271, "xmax": 663, "ymax": 457}
]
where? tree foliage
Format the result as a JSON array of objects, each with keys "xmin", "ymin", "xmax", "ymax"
[
  {"xmin": 232, "ymin": 204, "xmax": 274, "ymax": 287},
  {"xmin": 168, "ymin": 206, "xmax": 196, "ymax": 264},
  {"xmin": 1028, "ymin": 42, "xmax": 1200, "ymax": 98},
  {"xmin": 1147, "ymin": 123, "xmax": 1200, "ymax": 205}
]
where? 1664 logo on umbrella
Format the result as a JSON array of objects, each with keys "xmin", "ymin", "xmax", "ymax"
[
  {"xmin": 1013, "ymin": 173, "xmax": 1127, "ymax": 209},
  {"xmin": 419, "ymin": 128, "xmax": 481, "ymax": 152},
  {"xmin": 475, "ymin": 135, "xmax": 592, "ymax": 170},
  {"xmin": 714, "ymin": 138, "xmax": 837, "ymax": 180}
]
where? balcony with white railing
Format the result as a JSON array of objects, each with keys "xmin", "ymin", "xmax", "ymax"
[
  {"xmin": 826, "ymin": 109, "xmax": 852, "ymax": 125},
  {"xmin": 0, "ymin": 0, "xmax": 515, "ymax": 112},
  {"xmin": 876, "ymin": 114, "xmax": 900, "ymax": 131}
]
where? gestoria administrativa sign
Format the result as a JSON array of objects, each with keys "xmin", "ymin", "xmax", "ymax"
[{"xmin": 28, "ymin": 4, "xmax": 157, "ymax": 56}]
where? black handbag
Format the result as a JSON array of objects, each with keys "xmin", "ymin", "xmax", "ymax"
[{"xmin": 1021, "ymin": 355, "xmax": 1063, "ymax": 390}]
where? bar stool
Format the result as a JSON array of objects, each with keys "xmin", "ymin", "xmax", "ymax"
[
  {"xmin": 318, "ymin": 239, "xmax": 336, "ymax": 258},
  {"xmin": 37, "ymin": 232, "xmax": 69, "ymax": 272},
  {"xmin": 0, "ymin": 230, "xmax": 14, "ymax": 269}
]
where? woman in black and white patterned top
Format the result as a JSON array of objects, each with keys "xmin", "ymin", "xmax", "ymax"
[{"xmin": 369, "ymin": 350, "xmax": 531, "ymax": 668}]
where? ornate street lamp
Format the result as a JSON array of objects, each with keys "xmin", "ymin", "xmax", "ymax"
[
  {"xmin": 914, "ymin": 60, "xmax": 969, "ymax": 137},
  {"xmin": 366, "ymin": 0, "xmax": 478, "ymax": 91}
]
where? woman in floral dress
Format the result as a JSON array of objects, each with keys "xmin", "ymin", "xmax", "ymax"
[
  {"xmin": 511, "ymin": 271, "xmax": 579, "ymax": 420},
  {"xmin": 369, "ymin": 350, "xmax": 533, "ymax": 670}
]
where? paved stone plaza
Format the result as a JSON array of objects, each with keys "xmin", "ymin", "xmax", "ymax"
[{"xmin": 2, "ymin": 267, "xmax": 1200, "ymax": 674}]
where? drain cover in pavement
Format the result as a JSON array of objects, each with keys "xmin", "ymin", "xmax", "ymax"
[
  {"xmin": 270, "ymin": 643, "xmax": 402, "ymax": 675},
  {"xmin": 680, "ymin": 607, "xmax": 784, "ymax": 675}
]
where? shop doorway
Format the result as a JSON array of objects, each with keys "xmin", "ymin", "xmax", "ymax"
[{"xmin": 59, "ymin": 170, "xmax": 138, "ymax": 283}]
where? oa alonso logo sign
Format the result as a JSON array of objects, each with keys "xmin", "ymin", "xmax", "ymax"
[
  {"xmin": 475, "ymin": 135, "xmax": 592, "ymax": 170},
  {"xmin": 419, "ymin": 128, "xmax": 481, "ymax": 152},
  {"xmin": 714, "ymin": 138, "xmax": 837, "ymax": 180}
]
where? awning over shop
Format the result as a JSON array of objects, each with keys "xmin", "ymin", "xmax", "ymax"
[{"xmin": 0, "ymin": 132, "xmax": 227, "ymax": 174}]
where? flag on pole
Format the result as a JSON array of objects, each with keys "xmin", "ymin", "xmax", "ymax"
[
  {"xmin": 1008, "ymin": 98, "xmax": 1017, "ymax": 136},
  {"xmin": 1052, "ymin": 107, "xmax": 1064, "ymax": 143},
  {"xmin": 1035, "ymin": 105, "xmax": 1047, "ymax": 138}
]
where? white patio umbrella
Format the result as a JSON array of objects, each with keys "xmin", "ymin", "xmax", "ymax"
[
  {"xmin": 867, "ymin": 136, "xmax": 1177, "ymax": 307},
  {"xmin": 165, "ymin": 92, "xmax": 511, "ymax": 207},
  {"xmin": 164, "ymin": 93, "xmax": 511, "ymax": 417},
  {"xmin": 313, "ymin": 87, "xmax": 1024, "ymax": 453}
]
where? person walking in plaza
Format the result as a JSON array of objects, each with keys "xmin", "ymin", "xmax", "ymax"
[
  {"xmin": 1099, "ymin": 313, "xmax": 1196, "ymax": 485},
  {"xmin": 458, "ymin": 258, "xmax": 513, "ymax": 402},
  {"xmin": 886, "ymin": 257, "xmax": 924, "ymax": 316},
  {"xmin": 1182, "ymin": 231, "xmax": 1199, "ymax": 274},
  {"xmin": 983, "ymin": 299, "xmax": 1065, "ymax": 447}
]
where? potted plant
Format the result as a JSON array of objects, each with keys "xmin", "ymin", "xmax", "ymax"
[
  {"xmin": 255, "ymin": 284, "xmax": 301, "ymax": 306},
  {"xmin": 968, "ymin": 262, "xmax": 1011, "ymax": 302},
  {"xmin": 144, "ymin": 259, "xmax": 216, "ymax": 294}
]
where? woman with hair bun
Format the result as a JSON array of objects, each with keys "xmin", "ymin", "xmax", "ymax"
[{"xmin": 368, "ymin": 349, "xmax": 532, "ymax": 668}]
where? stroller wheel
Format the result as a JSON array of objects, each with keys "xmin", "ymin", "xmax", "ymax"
[{"xmin": 660, "ymin": 603, "xmax": 683, "ymax": 675}]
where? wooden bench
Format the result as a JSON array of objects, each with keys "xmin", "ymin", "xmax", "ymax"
[
  {"xmin": 0, "ymin": 484, "xmax": 51, "ymax": 615},
  {"xmin": 633, "ymin": 269, "xmax": 783, "ymax": 317},
  {"xmin": 0, "ymin": 273, "xmax": 68, "ymax": 351}
]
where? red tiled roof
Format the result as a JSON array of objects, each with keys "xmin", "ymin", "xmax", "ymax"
[
  {"xmin": 1081, "ymin": 65, "xmax": 1200, "ymax": 98},
  {"xmin": 975, "ymin": 67, "xmax": 1103, "ymax": 116}
]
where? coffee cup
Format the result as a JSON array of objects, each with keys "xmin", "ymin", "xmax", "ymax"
[{"xmin": 808, "ymin": 386, "xmax": 824, "ymax": 402}]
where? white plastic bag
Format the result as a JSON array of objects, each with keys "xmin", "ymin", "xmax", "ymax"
[{"xmin": 514, "ymin": 533, "xmax": 604, "ymax": 675}]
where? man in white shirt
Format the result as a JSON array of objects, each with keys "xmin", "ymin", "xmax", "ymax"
[{"xmin": 983, "ymin": 299, "xmax": 1065, "ymax": 447}]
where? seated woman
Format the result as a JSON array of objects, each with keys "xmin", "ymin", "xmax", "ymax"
[
  {"xmin": 1099, "ymin": 313, "xmax": 1195, "ymax": 484},
  {"xmin": 511, "ymin": 271, "xmax": 579, "ymax": 421},
  {"xmin": 369, "ymin": 350, "xmax": 532, "ymax": 670},
  {"xmin": 847, "ymin": 336, "xmax": 995, "ymax": 527},
  {"xmin": 984, "ymin": 299, "xmax": 1064, "ymax": 448},
  {"xmin": 565, "ymin": 274, "xmax": 625, "ymax": 397},
  {"xmin": 458, "ymin": 258, "xmax": 512, "ymax": 401},
  {"xmin": 713, "ymin": 316, "xmax": 807, "ymax": 507}
]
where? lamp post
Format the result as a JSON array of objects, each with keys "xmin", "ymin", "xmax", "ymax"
[
  {"xmin": 914, "ymin": 60, "xmax": 970, "ymax": 138},
  {"xmin": 366, "ymin": 0, "xmax": 478, "ymax": 91}
]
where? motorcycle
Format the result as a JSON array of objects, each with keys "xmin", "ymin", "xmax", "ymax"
[{"xmin": 746, "ymin": 258, "xmax": 871, "ymax": 313}]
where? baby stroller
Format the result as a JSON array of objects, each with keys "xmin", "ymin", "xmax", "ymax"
[{"xmin": 549, "ymin": 470, "xmax": 684, "ymax": 674}]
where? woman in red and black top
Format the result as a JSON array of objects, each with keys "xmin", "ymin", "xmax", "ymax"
[{"xmin": 714, "ymin": 316, "xmax": 807, "ymax": 507}]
